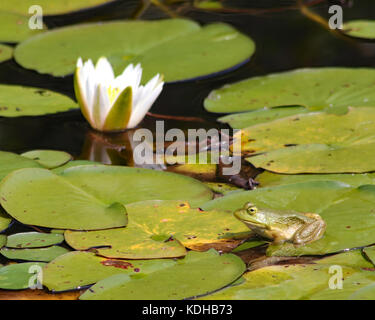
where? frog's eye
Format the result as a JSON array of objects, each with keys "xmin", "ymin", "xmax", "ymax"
[{"xmin": 247, "ymin": 206, "xmax": 258, "ymax": 215}]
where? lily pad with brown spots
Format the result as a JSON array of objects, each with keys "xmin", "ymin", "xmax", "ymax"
[{"xmin": 65, "ymin": 200, "xmax": 251, "ymax": 259}]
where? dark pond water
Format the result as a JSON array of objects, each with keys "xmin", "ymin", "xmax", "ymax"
[{"xmin": 2, "ymin": 0, "xmax": 375, "ymax": 162}]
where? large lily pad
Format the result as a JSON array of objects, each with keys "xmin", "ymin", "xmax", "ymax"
[
  {"xmin": 42, "ymin": 251, "xmax": 176, "ymax": 292},
  {"xmin": 0, "ymin": 262, "xmax": 46, "ymax": 290},
  {"xmin": 201, "ymin": 255, "xmax": 375, "ymax": 300},
  {"xmin": 342, "ymin": 20, "xmax": 375, "ymax": 40},
  {"xmin": 21, "ymin": 150, "xmax": 72, "ymax": 169},
  {"xmin": 0, "ymin": 0, "xmax": 116, "ymax": 15},
  {"xmin": 79, "ymin": 250, "xmax": 245, "ymax": 300},
  {"xmin": 257, "ymin": 171, "xmax": 375, "ymax": 188},
  {"xmin": 0, "ymin": 246, "xmax": 69, "ymax": 262},
  {"xmin": 0, "ymin": 44, "xmax": 13, "ymax": 63},
  {"xmin": 0, "ymin": 168, "xmax": 128, "ymax": 230},
  {"xmin": 65, "ymin": 200, "xmax": 250, "ymax": 259},
  {"xmin": 202, "ymin": 181, "xmax": 375, "ymax": 256},
  {"xmin": 237, "ymin": 107, "xmax": 375, "ymax": 173},
  {"xmin": 218, "ymin": 106, "xmax": 308, "ymax": 129},
  {"xmin": 6, "ymin": 232, "xmax": 64, "ymax": 249},
  {"xmin": 0, "ymin": 11, "xmax": 45, "ymax": 43},
  {"xmin": 204, "ymin": 68, "xmax": 375, "ymax": 113},
  {"xmin": 57, "ymin": 165, "xmax": 213, "ymax": 207},
  {"xmin": 0, "ymin": 85, "xmax": 78, "ymax": 117},
  {"xmin": 0, "ymin": 165, "xmax": 212, "ymax": 230},
  {"xmin": 14, "ymin": 19, "xmax": 255, "ymax": 81}
]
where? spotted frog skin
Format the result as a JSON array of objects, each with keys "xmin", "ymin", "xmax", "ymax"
[{"xmin": 234, "ymin": 202, "xmax": 326, "ymax": 245}]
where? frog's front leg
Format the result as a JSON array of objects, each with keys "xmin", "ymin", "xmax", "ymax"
[{"xmin": 293, "ymin": 219, "xmax": 326, "ymax": 245}]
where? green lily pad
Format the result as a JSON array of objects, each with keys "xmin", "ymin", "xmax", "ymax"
[
  {"xmin": 0, "ymin": 262, "xmax": 46, "ymax": 290},
  {"xmin": 0, "ymin": 0, "xmax": 116, "ymax": 15},
  {"xmin": 257, "ymin": 171, "xmax": 375, "ymax": 188},
  {"xmin": 201, "ymin": 261, "xmax": 375, "ymax": 300},
  {"xmin": 79, "ymin": 250, "xmax": 245, "ymax": 300},
  {"xmin": 316, "ymin": 249, "xmax": 374, "ymax": 269},
  {"xmin": 14, "ymin": 19, "xmax": 255, "ymax": 81},
  {"xmin": 219, "ymin": 106, "xmax": 308, "ymax": 129},
  {"xmin": 0, "ymin": 44, "xmax": 13, "ymax": 63},
  {"xmin": 202, "ymin": 180, "xmax": 352, "ymax": 212},
  {"xmin": 21, "ymin": 150, "xmax": 72, "ymax": 169},
  {"xmin": 0, "ymin": 235, "xmax": 6, "ymax": 248},
  {"xmin": 0, "ymin": 209, "xmax": 12, "ymax": 233},
  {"xmin": 238, "ymin": 107, "xmax": 375, "ymax": 173},
  {"xmin": 342, "ymin": 20, "xmax": 375, "ymax": 40},
  {"xmin": 0, "ymin": 165, "xmax": 212, "ymax": 230},
  {"xmin": 202, "ymin": 181, "xmax": 375, "ymax": 256},
  {"xmin": 42, "ymin": 251, "xmax": 176, "ymax": 292},
  {"xmin": 204, "ymin": 68, "xmax": 375, "ymax": 114},
  {"xmin": 232, "ymin": 240, "xmax": 267, "ymax": 253},
  {"xmin": 0, "ymin": 246, "xmax": 70, "ymax": 262},
  {"xmin": 0, "ymin": 151, "xmax": 43, "ymax": 181},
  {"xmin": 51, "ymin": 160, "xmax": 99, "ymax": 174},
  {"xmin": 362, "ymin": 246, "xmax": 375, "ymax": 266},
  {"xmin": 65, "ymin": 200, "xmax": 250, "ymax": 259},
  {"xmin": 6, "ymin": 232, "xmax": 64, "ymax": 248},
  {"xmin": 0, "ymin": 84, "xmax": 78, "ymax": 117},
  {"xmin": 0, "ymin": 168, "xmax": 128, "ymax": 230},
  {"xmin": 57, "ymin": 165, "xmax": 213, "ymax": 207},
  {"xmin": 0, "ymin": 11, "xmax": 45, "ymax": 43}
]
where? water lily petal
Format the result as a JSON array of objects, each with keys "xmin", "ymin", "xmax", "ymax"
[
  {"xmin": 127, "ymin": 74, "xmax": 164, "ymax": 128},
  {"xmin": 95, "ymin": 57, "xmax": 115, "ymax": 84},
  {"xmin": 92, "ymin": 84, "xmax": 110, "ymax": 130},
  {"xmin": 103, "ymin": 86, "xmax": 133, "ymax": 131},
  {"xmin": 74, "ymin": 67, "xmax": 91, "ymax": 124}
]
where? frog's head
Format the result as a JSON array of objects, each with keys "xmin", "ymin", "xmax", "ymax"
[{"xmin": 233, "ymin": 202, "xmax": 270, "ymax": 229}]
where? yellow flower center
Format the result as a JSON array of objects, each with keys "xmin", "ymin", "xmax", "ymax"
[{"xmin": 107, "ymin": 86, "xmax": 121, "ymax": 104}]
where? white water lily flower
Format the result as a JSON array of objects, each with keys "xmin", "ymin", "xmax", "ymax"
[{"xmin": 74, "ymin": 57, "xmax": 164, "ymax": 131}]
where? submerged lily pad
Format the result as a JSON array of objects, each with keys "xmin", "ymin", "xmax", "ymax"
[
  {"xmin": 65, "ymin": 200, "xmax": 250, "ymax": 259},
  {"xmin": 42, "ymin": 251, "xmax": 176, "ymax": 292},
  {"xmin": 0, "ymin": 85, "xmax": 78, "ymax": 117},
  {"xmin": 14, "ymin": 19, "xmax": 255, "ymax": 81},
  {"xmin": 6, "ymin": 232, "xmax": 64, "ymax": 249},
  {"xmin": 0, "ymin": 11, "xmax": 45, "ymax": 43},
  {"xmin": 0, "ymin": 44, "xmax": 13, "ymax": 63},
  {"xmin": 204, "ymin": 68, "xmax": 375, "ymax": 114},
  {"xmin": 202, "ymin": 181, "xmax": 375, "ymax": 256},
  {"xmin": 21, "ymin": 150, "xmax": 72, "ymax": 169},
  {"xmin": 237, "ymin": 107, "xmax": 375, "ymax": 173},
  {"xmin": 343, "ymin": 20, "xmax": 375, "ymax": 39},
  {"xmin": 0, "ymin": 262, "xmax": 46, "ymax": 290},
  {"xmin": 79, "ymin": 250, "xmax": 245, "ymax": 300},
  {"xmin": 257, "ymin": 171, "xmax": 375, "ymax": 188},
  {"xmin": 1, "ymin": 246, "xmax": 69, "ymax": 262},
  {"xmin": 0, "ymin": 0, "xmax": 116, "ymax": 15}
]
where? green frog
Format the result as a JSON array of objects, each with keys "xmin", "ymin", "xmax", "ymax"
[{"xmin": 234, "ymin": 202, "xmax": 326, "ymax": 245}]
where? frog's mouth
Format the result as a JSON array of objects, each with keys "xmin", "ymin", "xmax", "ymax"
[
  {"xmin": 234, "ymin": 212, "xmax": 267, "ymax": 228},
  {"xmin": 241, "ymin": 219, "xmax": 267, "ymax": 229}
]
